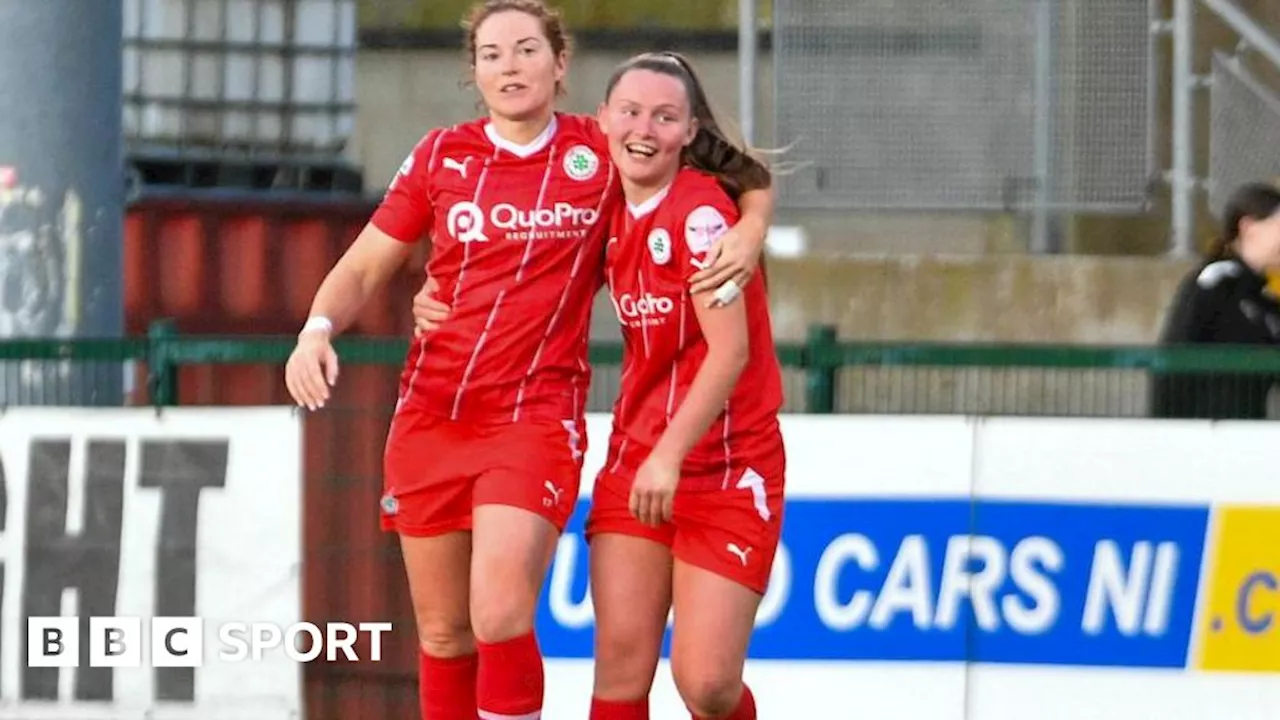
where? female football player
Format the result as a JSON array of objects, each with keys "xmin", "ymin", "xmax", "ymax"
[
  {"xmin": 584, "ymin": 52, "xmax": 786, "ymax": 720},
  {"xmin": 284, "ymin": 3, "xmax": 774, "ymax": 719}
]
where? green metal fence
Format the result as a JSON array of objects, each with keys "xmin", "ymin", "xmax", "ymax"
[{"xmin": 1, "ymin": 320, "xmax": 1279, "ymax": 420}]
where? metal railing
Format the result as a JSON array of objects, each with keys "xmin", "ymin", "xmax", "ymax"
[
  {"xmin": 2, "ymin": 321, "xmax": 1279, "ymax": 420},
  {"xmin": 1170, "ymin": 0, "xmax": 1280, "ymax": 255}
]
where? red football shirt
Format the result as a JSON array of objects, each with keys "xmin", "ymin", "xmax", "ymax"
[
  {"xmin": 603, "ymin": 168, "xmax": 784, "ymax": 491},
  {"xmin": 370, "ymin": 113, "xmax": 618, "ymax": 425}
]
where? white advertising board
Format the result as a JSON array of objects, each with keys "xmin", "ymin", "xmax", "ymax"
[{"xmin": 0, "ymin": 407, "xmax": 302, "ymax": 720}]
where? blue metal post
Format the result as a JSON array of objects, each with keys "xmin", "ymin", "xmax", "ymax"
[{"xmin": 0, "ymin": 1, "xmax": 125, "ymax": 405}]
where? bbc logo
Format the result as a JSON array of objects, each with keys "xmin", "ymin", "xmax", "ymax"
[
  {"xmin": 28, "ymin": 617, "xmax": 394, "ymax": 666},
  {"xmin": 28, "ymin": 617, "xmax": 204, "ymax": 668}
]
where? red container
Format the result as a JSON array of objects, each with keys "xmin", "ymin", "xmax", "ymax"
[
  {"xmin": 124, "ymin": 192, "xmax": 429, "ymax": 335},
  {"xmin": 125, "ymin": 193, "xmax": 424, "ymax": 718}
]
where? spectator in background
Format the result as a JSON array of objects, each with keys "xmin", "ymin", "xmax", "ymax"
[{"xmin": 1152, "ymin": 182, "xmax": 1280, "ymax": 419}]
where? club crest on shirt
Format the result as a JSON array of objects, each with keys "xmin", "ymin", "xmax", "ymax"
[
  {"xmin": 563, "ymin": 145, "xmax": 599, "ymax": 181},
  {"xmin": 647, "ymin": 229, "xmax": 672, "ymax": 265},
  {"xmin": 685, "ymin": 205, "xmax": 728, "ymax": 255}
]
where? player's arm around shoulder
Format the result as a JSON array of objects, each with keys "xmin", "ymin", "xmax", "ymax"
[{"xmin": 689, "ymin": 169, "xmax": 772, "ymax": 296}]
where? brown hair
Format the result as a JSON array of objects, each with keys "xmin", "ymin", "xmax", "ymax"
[
  {"xmin": 462, "ymin": 0, "xmax": 573, "ymax": 98},
  {"xmin": 1209, "ymin": 182, "xmax": 1280, "ymax": 261},
  {"xmin": 604, "ymin": 52, "xmax": 772, "ymax": 199}
]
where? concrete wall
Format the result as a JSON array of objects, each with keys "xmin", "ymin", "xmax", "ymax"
[{"xmin": 762, "ymin": 254, "xmax": 1195, "ymax": 344}]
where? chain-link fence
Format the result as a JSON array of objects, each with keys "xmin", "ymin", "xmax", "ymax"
[
  {"xmin": 772, "ymin": 0, "xmax": 1153, "ymax": 212},
  {"xmin": 1208, "ymin": 50, "xmax": 1280, "ymax": 219}
]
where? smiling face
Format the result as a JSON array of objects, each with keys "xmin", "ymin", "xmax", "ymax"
[
  {"xmin": 598, "ymin": 67, "xmax": 698, "ymax": 193},
  {"xmin": 471, "ymin": 9, "xmax": 566, "ymax": 122}
]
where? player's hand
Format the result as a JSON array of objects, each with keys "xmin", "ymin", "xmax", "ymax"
[
  {"xmin": 412, "ymin": 275, "xmax": 451, "ymax": 337},
  {"xmin": 688, "ymin": 219, "xmax": 764, "ymax": 306},
  {"xmin": 285, "ymin": 329, "xmax": 339, "ymax": 411},
  {"xmin": 630, "ymin": 455, "xmax": 680, "ymax": 527}
]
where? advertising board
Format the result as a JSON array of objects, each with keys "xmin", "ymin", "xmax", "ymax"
[{"xmin": 537, "ymin": 414, "xmax": 1280, "ymax": 719}]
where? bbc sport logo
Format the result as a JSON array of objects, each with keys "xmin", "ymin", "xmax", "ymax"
[{"xmin": 27, "ymin": 617, "xmax": 393, "ymax": 668}]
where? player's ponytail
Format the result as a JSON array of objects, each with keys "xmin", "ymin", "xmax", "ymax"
[
  {"xmin": 661, "ymin": 52, "xmax": 772, "ymax": 199},
  {"xmin": 604, "ymin": 52, "xmax": 773, "ymax": 200}
]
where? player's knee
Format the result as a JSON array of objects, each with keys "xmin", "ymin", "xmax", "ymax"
[
  {"xmin": 593, "ymin": 628, "xmax": 660, "ymax": 696},
  {"xmin": 417, "ymin": 618, "xmax": 475, "ymax": 658},
  {"xmin": 469, "ymin": 592, "xmax": 535, "ymax": 644},
  {"xmin": 673, "ymin": 668, "xmax": 742, "ymax": 719},
  {"xmin": 596, "ymin": 626, "xmax": 658, "ymax": 666}
]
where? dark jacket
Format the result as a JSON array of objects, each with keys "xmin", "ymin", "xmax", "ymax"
[{"xmin": 1151, "ymin": 258, "xmax": 1280, "ymax": 419}]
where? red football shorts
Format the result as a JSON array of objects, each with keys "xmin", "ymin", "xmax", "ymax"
[
  {"xmin": 585, "ymin": 455, "xmax": 786, "ymax": 595},
  {"xmin": 380, "ymin": 404, "xmax": 585, "ymax": 537}
]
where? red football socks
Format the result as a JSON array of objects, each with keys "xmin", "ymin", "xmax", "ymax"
[
  {"xmin": 589, "ymin": 695, "xmax": 650, "ymax": 719},
  {"xmin": 692, "ymin": 684, "xmax": 756, "ymax": 720},
  {"xmin": 476, "ymin": 631, "xmax": 545, "ymax": 718},
  {"xmin": 419, "ymin": 649, "xmax": 479, "ymax": 720}
]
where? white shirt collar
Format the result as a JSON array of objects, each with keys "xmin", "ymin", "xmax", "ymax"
[
  {"xmin": 627, "ymin": 182, "xmax": 673, "ymax": 220},
  {"xmin": 484, "ymin": 115, "xmax": 559, "ymax": 158}
]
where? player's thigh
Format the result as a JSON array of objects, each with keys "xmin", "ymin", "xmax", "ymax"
[
  {"xmin": 585, "ymin": 468, "xmax": 677, "ymax": 697},
  {"xmin": 666, "ymin": 463, "xmax": 784, "ymax": 709},
  {"xmin": 468, "ymin": 419, "xmax": 585, "ymax": 642},
  {"xmin": 383, "ymin": 409, "xmax": 479, "ymax": 656},
  {"xmin": 590, "ymin": 534, "xmax": 672, "ymax": 697},
  {"xmin": 399, "ymin": 531, "xmax": 474, "ymax": 657},
  {"xmin": 668, "ymin": 560, "xmax": 761, "ymax": 713},
  {"xmin": 468, "ymin": 504, "xmax": 560, "ymax": 644}
]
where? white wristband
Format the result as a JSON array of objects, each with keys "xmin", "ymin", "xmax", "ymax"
[{"xmin": 300, "ymin": 316, "xmax": 334, "ymax": 336}]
